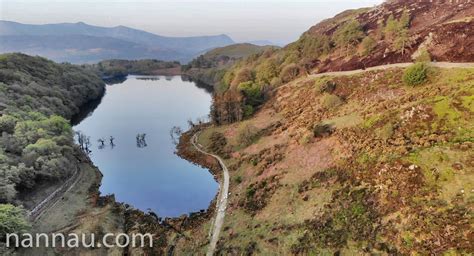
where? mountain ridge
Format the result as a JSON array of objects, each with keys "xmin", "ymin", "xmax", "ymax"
[{"xmin": 0, "ymin": 20, "xmax": 235, "ymax": 63}]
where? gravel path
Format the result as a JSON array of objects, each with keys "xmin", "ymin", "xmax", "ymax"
[
  {"xmin": 309, "ymin": 62, "xmax": 474, "ymax": 78},
  {"xmin": 191, "ymin": 132, "xmax": 229, "ymax": 256}
]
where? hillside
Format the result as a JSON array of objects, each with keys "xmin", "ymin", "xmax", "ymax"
[
  {"xmin": 209, "ymin": 0, "xmax": 474, "ymax": 124},
  {"xmin": 0, "ymin": 53, "xmax": 107, "ymax": 251},
  {"xmin": 183, "ymin": 43, "xmax": 279, "ymax": 90},
  {"xmin": 203, "ymin": 43, "xmax": 276, "ymax": 59},
  {"xmin": 183, "ymin": 63, "xmax": 474, "ymax": 255},
  {"xmin": 0, "ymin": 21, "xmax": 235, "ymax": 63},
  {"xmin": 169, "ymin": 1, "xmax": 474, "ymax": 255}
]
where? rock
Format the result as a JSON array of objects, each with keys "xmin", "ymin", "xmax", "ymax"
[{"xmin": 302, "ymin": 194, "xmax": 309, "ymax": 201}]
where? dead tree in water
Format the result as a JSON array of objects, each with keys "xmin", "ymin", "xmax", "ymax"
[
  {"xmin": 136, "ymin": 133, "xmax": 147, "ymax": 148},
  {"xmin": 75, "ymin": 131, "xmax": 91, "ymax": 154},
  {"xmin": 109, "ymin": 136, "xmax": 115, "ymax": 148},
  {"xmin": 84, "ymin": 137, "xmax": 92, "ymax": 153},
  {"xmin": 98, "ymin": 138, "xmax": 105, "ymax": 149}
]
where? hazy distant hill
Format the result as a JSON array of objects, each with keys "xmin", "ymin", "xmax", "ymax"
[
  {"xmin": 182, "ymin": 43, "xmax": 279, "ymax": 88},
  {"xmin": 0, "ymin": 20, "xmax": 235, "ymax": 63},
  {"xmin": 203, "ymin": 43, "xmax": 277, "ymax": 59}
]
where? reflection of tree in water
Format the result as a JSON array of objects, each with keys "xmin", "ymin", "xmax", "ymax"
[
  {"xmin": 180, "ymin": 75, "xmax": 214, "ymax": 94},
  {"xmin": 76, "ymin": 132, "xmax": 117, "ymax": 152},
  {"xmin": 170, "ymin": 126, "xmax": 182, "ymax": 146},
  {"xmin": 103, "ymin": 75, "xmax": 127, "ymax": 85},
  {"xmin": 109, "ymin": 136, "xmax": 116, "ymax": 148},
  {"xmin": 136, "ymin": 133, "xmax": 147, "ymax": 148},
  {"xmin": 75, "ymin": 131, "xmax": 92, "ymax": 154},
  {"xmin": 97, "ymin": 138, "xmax": 105, "ymax": 149},
  {"xmin": 137, "ymin": 77, "xmax": 160, "ymax": 81}
]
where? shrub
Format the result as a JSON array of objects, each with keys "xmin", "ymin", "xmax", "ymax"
[
  {"xmin": 208, "ymin": 132, "xmax": 227, "ymax": 156},
  {"xmin": 235, "ymin": 176, "xmax": 243, "ymax": 184},
  {"xmin": 312, "ymin": 123, "xmax": 334, "ymax": 138},
  {"xmin": 314, "ymin": 78, "xmax": 336, "ymax": 94},
  {"xmin": 237, "ymin": 124, "xmax": 259, "ymax": 146},
  {"xmin": 0, "ymin": 204, "xmax": 30, "ymax": 238},
  {"xmin": 243, "ymin": 105, "xmax": 254, "ymax": 118},
  {"xmin": 403, "ymin": 62, "xmax": 428, "ymax": 86},
  {"xmin": 280, "ymin": 63, "xmax": 300, "ymax": 83},
  {"xmin": 299, "ymin": 132, "xmax": 313, "ymax": 145},
  {"xmin": 414, "ymin": 48, "xmax": 431, "ymax": 62},
  {"xmin": 359, "ymin": 36, "xmax": 377, "ymax": 56},
  {"xmin": 321, "ymin": 93, "xmax": 343, "ymax": 109},
  {"xmin": 376, "ymin": 123, "xmax": 394, "ymax": 141}
]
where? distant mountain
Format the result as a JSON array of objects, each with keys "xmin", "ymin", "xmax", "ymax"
[
  {"xmin": 203, "ymin": 43, "xmax": 278, "ymax": 59},
  {"xmin": 244, "ymin": 40, "xmax": 277, "ymax": 46},
  {"xmin": 0, "ymin": 20, "xmax": 235, "ymax": 63}
]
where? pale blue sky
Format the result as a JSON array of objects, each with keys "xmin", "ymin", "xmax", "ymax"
[{"xmin": 0, "ymin": 0, "xmax": 384, "ymax": 44}]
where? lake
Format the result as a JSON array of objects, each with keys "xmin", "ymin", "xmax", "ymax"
[{"xmin": 73, "ymin": 75, "xmax": 218, "ymax": 217}]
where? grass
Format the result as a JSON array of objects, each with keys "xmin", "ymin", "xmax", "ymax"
[
  {"xmin": 436, "ymin": 67, "xmax": 474, "ymax": 85},
  {"xmin": 405, "ymin": 146, "xmax": 473, "ymax": 203},
  {"xmin": 361, "ymin": 114, "xmax": 382, "ymax": 129},
  {"xmin": 461, "ymin": 95, "xmax": 474, "ymax": 112},
  {"xmin": 432, "ymin": 96, "xmax": 461, "ymax": 127},
  {"xmin": 322, "ymin": 113, "xmax": 363, "ymax": 129}
]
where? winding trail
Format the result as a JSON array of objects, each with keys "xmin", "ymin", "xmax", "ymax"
[
  {"xmin": 309, "ymin": 62, "xmax": 474, "ymax": 78},
  {"xmin": 191, "ymin": 132, "xmax": 229, "ymax": 256},
  {"xmin": 28, "ymin": 165, "xmax": 82, "ymax": 222}
]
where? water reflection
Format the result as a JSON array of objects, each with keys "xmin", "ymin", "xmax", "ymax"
[{"xmin": 73, "ymin": 75, "xmax": 217, "ymax": 217}]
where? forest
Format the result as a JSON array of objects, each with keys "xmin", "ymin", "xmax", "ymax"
[
  {"xmin": 84, "ymin": 59, "xmax": 181, "ymax": 79},
  {"xmin": 0, "ymin": 53, "xmax": 105, "ymax": 244}
]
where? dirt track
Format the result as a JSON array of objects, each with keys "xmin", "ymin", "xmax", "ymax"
[
  {"xmin": 191, "ymin": 132, "xmax": 229, "ymax": 256},
  {"xmin": 310, "ymin": 62, "xmax": 474, "ymax": 78}
]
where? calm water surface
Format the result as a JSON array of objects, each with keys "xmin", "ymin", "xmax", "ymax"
[{"xmin": 73, "ymin": 76, "xmax": 218, "ymax": 217}]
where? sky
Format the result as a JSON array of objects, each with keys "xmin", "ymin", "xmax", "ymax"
[{"xmin": 0, "ymin": 0, "xmax": 384, "ymax": 45}]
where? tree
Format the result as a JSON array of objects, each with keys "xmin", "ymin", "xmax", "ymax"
[
  {"xmin": 394, "ymin": 28, "xmax": 410, "ymax": 55},
  {"xmin": 334, "ymin": 20, "xmax": 365, "ymax": 55},
  {"xmin": 255, "ymin": 59, "xmax": 279, "ymax": 86},
  {"xmin": 300, "ymin": 35, "xmax": 331, "ymax": 58},
  {"xmin": 238, "ymin": 81, "xmax": 263, "ymax": 108},
  {"xmin": 321, "ymin": 93, "xmax": 343, "ymax": 109},
  {"xmin": 403, "ymin": 62, "xmax": 428, "ymax": 86},
  {"xmin": 231, "ymin": 68, "xmax": 254, "ymax": 87},
  {"xmin": 359, "ymin": 36, "xmax": 377, "ymax": 56},
  {"xmin": 384, "ymin": 10, "xmax": 411, "ymax": 54},
  {"xmin": 0, "ymin": 178, "xmax": 16, "ymax": 203},
  {"xmin": 0, "ymin": 204, "xmax": 30, "ymax": 240},
  {"xmin": 0, "ymin": 115, "xmax": 17, "ymax": 134},
  {"xmin": 384, "ymin": 14, "xmax": 399, "ymax": 40},
  {"xmin": 399, "ymin": 9, "xmax": 411, "ymax": 28}
]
